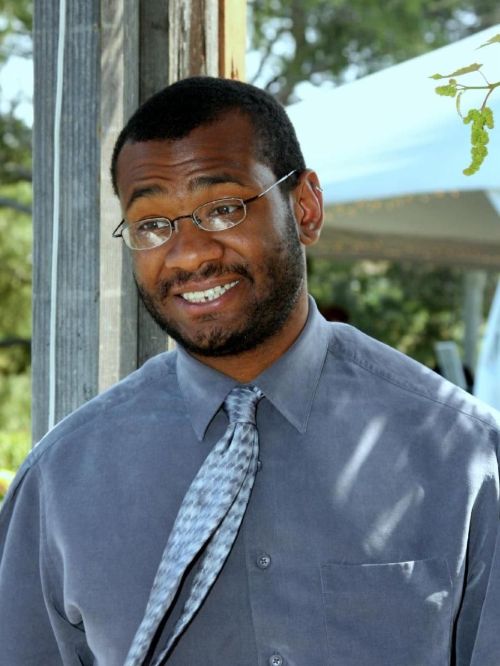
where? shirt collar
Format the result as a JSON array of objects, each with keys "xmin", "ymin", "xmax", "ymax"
[{"xmin": 176, "ymin": 297, "xmax": 330, "ymax": 440}]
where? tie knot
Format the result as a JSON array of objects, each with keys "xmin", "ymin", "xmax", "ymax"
[{"xmin": 224, "ymin": 386, "xmax": 263, "ymax": 425}]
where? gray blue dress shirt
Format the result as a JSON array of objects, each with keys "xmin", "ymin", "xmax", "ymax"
[{"xmin": 1, "ymin": 298, "xmax": 499, "ymax": 665}]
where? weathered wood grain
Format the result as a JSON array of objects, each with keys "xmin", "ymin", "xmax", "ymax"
[
  {"xmin": 33, "ymin": 1, "xmax": 101, "ymax": 441},
  {"xmin": 99, "ymin": 0, "xmax": 140, "ymax": 392},
  {"xmin": 33, "ymin": 1, "xmax": 248, "ymax": 441}
]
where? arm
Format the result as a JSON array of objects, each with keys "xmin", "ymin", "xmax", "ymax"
[
  {"xmin": 468, "ymin": 522, "xmax": 500, "ymax": 665},
  {"xmin": 0, "ymin": 464, "xmax": 92, "ymax": 665},
  {"xmin": 453, "ymin": 432, "xmax": 500, "ymax": 666}
]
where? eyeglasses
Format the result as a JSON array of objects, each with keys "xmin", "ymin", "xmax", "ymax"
[{"xmin": 112, "ymin": 169, "xmax": 297, "ymax": 250}]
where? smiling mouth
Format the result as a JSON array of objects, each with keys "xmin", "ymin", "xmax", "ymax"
[{"xmin": 180, "ymin": 280, "xmax": 240, "ymax": 304}]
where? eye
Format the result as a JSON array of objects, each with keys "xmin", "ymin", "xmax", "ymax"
[
  {"xmin": 208, "ymin": 201, "xmax": 245, "ymax": 218},
  {"xmin": 135, "ymin": 217, "xmax": 171, "ymax": 234},
  {"xmin": 194, "ymin": 198, "xmax": 246, "ymax": 231}
]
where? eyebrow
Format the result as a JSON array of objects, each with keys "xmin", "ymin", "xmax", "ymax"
[
  {"xmin": 125, "ymin": 185, "xmax": 166, "ymax": 211},
  {"xmin": 125, "ymin": 173, "xmax": 247, "ymax": 211},
  {"xmin": 187, "ymin": 173, "xmax": 246, "ymax": 191}
]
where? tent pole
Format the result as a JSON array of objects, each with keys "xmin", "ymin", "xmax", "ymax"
[{"xmin": 463, "ymin": 269, "xmax": 487, "ymax": 375}]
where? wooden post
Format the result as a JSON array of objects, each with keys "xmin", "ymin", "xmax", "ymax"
[
  {"xmin": 33, "ymin": 1, "xmax": 101, "ymax": 442},
  {"xmin": 463, "ymin": 270, "xmax": 487, "ymax": 373},
  {"xmin": 135, "ymin": 0, "xmax": 174, "ymax": 365},
  {"xmin": 33, "ymin": 1, "xmax": 248, "ymax": 441},
  {"xmin": 168, "ymin": 0, "xmax": 219, "ymax": 83},
  {"xmin": 99, "ymin": 0, "xmax": 140, "ymax": 393},
  {"xmin": 137, "ymin": 0, "xmax": 246, "ymax": 364},
  {"xmin": 219, "ymin": 0, "xmax": 246, "ymax": 79}
]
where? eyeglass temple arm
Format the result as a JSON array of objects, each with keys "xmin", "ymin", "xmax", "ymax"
[
  {"xmin": 111, "ymin": 169, "xmax": 299, "ymax": 237},
  {"xmin": 252, "ymin": 169, "xmax": 298, "ymax": 202},
  {"xmin": 112, "ymin": 220, "xmax": 125, "ymax": 237}
]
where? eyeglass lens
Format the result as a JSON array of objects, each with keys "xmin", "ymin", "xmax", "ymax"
[{"xmin": 125, "ymin": 198, "xmax": 247, "ymax": 249}]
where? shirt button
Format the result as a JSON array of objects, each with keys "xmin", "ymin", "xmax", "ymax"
[
  {"xmin": 257, "ymin": 459, "xmax": 262, "ymax": 471},
  {"xmin": 257, "ymin": 553, "xmax": 271, "ymax": 569},
  {"xmin": 269, "ymin": 654, "xmax": 283, "ymax": 666}
]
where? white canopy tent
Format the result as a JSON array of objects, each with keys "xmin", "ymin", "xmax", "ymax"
[
  {"xmin": 287, "ymin": 25, "xmax": 500, "ymax": 407},
  {"xmin": 287, "ymin": 24, "xmax": 500, "ymax": 269}
]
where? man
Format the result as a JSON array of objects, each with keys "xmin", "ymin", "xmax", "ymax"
[{"xmin": 0, "ymin": 77, "xmax": 499, "ymax": 665}]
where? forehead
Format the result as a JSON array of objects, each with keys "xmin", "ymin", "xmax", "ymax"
[{"xmin": 115, "ymin": 113, "xmax": 272, "ymax": 207}]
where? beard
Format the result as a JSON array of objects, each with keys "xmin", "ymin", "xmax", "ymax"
[{"xmin": 135, "ymin": 208, "xmax": 306, "ymax": 358}]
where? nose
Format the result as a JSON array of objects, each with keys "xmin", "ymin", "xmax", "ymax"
[{"xmin": 164, "ymin": 217, "xmax": 225, "ymax": 272}]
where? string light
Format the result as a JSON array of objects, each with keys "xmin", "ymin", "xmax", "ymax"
[{"xmin": 327, "ymin": 191, "xmax": 462, "ymax": 219}]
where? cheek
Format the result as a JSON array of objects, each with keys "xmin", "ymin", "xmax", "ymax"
[
  {"xmin": 227, "ymin": 238, "xmax": 268, "ymax": 270},
  {"xmin": 250, "ymin": 222, "xmax": 291, "ymax": 258},
  {"xmin": 132, "ymin": 252, "xmax": 163, "ymax": 286},
  {"xmin": 231, "ymin": 218, "xmax": 286, "ymax": 258}
]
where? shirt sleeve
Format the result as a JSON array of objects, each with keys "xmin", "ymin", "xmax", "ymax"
[
  {"xmin": 0, "ymin": 463, "xmax": 93, "ymax": 665},
  {"xmin": 454, "ymin": 431, "xmax": 500, "ymax": 666},
  {"xmin": 468, "ymin": 522, "xmax": 500, "ymax": 666}
]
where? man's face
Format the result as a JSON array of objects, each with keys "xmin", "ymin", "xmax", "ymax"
[{"xmin": 115, "ymin": 113, "xmax": 308, "ymax": 358}]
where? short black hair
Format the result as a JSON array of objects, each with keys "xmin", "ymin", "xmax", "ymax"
[{"xmin": 110, "ymin": 76, "xmax": 306, "ymax": 196}]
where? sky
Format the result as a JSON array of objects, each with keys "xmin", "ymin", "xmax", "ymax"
[
  {"xmin": 0, "ymin": 27, "xmax": 320, "ymax": 129},
  {"xmin": 0, "ymin": 53, "xmax": 33, "ymax": 125}
]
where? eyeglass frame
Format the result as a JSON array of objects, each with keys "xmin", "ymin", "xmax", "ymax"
[{"xmin": 112, "ymin": 169, "xmax": 298, "ymax": 250}]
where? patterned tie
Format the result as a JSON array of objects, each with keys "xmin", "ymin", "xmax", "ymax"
[{"xmin": 124, "ymin": 385, "xmax": 264, "ymax": 666}]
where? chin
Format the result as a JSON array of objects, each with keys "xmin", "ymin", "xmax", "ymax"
[{"xmin": 168, "ymin": 325, "xmax": 255, "ymax": 358}]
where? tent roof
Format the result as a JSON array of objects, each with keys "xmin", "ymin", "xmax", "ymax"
[
  {"xmin": 287, "ymin": 25, "xmax": 500, "ymax": 204},
  {"xmin": 287, "ymin": 25, "xmax": 500, "ymax": 267}
]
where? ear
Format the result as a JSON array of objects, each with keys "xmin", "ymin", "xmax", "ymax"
[{"xmin": 291, "ymin": 169, "xmax": 324, "ymax": 247}]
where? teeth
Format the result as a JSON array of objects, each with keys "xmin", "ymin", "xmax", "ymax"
[{"xmin": 181, "ymin": 280, "xmax": 239, "ymax": 303}]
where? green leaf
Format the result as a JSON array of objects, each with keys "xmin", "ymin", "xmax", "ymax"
[
  {"xmin": 446, "ymin": 63, "xmax": 483, "ymax": 77},
  {"xmin": 478, "ymin": 33, "xmax": 500, "ymax": 49},
  {"xmin": 463, "ymin": 108, "xmax": 481, "ymax": 124},
  {"xmin": 471, "ymin": 127, "xmax": 489, "ymax": 145},
  {"xmin": 483, "ymin": 107, "xmax": 494, "ymax": 130},
  {"xmin": 435, "ymin": 84, "xmax": 457, "ymax": 97},
  {"xmin": 430, "ymin": 63, "xmax": 482, "ymax": 80}
]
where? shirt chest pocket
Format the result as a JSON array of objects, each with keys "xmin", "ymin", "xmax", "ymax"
[{"xmin": 320, "ymin": 558, "xmax": 452, "ymax": 666}]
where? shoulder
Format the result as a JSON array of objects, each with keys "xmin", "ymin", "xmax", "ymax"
[
  {"xmin": 5, "ymin": 351, "xmax": 179, "ymax": 500},
  {"xmin": 325, "ymin": 322, "xmax": 500, "ymax": 442}
]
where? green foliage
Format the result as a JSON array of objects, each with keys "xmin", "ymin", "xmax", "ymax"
[
  {"xmin": 0, "ymin": 420, "xmax": 30, "ymax": 471},
  {"xmin": 436, "ymin": 82, "xmax": 459, "ymax": 97},
  {"xmin": 0, "ymin": 0, "xmax": 33, "ymax": 478},
  {"xmin": 0, "ymin": 105, "xmax": 32, "ymax": 184},
  {"xmin": 0, "ymin": 370, "xmax": 30, "ymax": 498},
  {"xmin": 431, "ymin": 63, "xmax": 483, "ymax": 79},
  {"xmin": 0, "ymin": 469, "xmax": 15, "ymax": 503},
  {"xmin": 0, "ymin": 0, "xmax": 32, "ymax": 63},
  {"xmin": 0, "ymin": 183, "xmax": 31, "ymax": 356},
  {"xmin": 0, "ymin": 182, "xmax": 32, "ymax": 473},
  {"xmin": 0, "ymin": 426, "xmax": 29, "ymax": 501},
  {"xmin": 432, "ymin": 33, "xmax": 500, "ymax": 175},
  {"xmin": 479, "ymin": 33, "xmax": 500, "ymax": 48},
  {"xmin": 462, "ymin": 107, "xmax": 494, "ymax": 174},
  {"xmin": 308, "ymin": 258, "xmax": 497, "ymax": 368},
  {"xmin": 250, "ymin": 0, "xmax": 500, "ymax": 103}
]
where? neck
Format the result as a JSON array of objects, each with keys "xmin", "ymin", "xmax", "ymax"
[{"xmin": 190, "ymin": 293, "xmax": 310, "ymax": 382}]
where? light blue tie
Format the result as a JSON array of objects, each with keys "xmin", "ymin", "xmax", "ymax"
[{"xmin": 124, "ymin": 385, "xmax": 264, "ymax": 666}]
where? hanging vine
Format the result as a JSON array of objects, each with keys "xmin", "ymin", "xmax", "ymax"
[{"xmin": 431, "ymin": 33, "xmax": 500, "ymax": 175}]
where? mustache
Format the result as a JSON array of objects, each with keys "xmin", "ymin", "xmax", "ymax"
[{"xmin": 157, "ymin": 263, "xmax": 253, "ymax": 298}]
